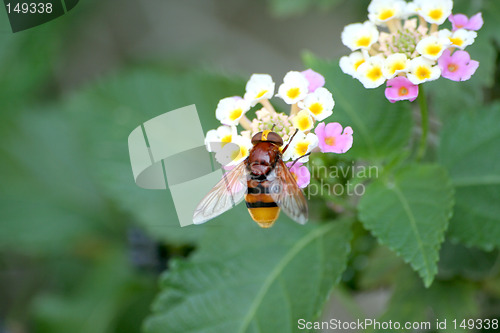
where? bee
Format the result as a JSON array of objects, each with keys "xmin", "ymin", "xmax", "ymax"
[{"xmin": 193, "ymin": 129, "xmax": 308, "ymax": 228}]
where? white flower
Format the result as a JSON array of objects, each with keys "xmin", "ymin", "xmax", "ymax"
[
  {"xmin": 368, "ymin": 0, "xmax": 407, "ymax": 24},
  {"xmin": 383, "ymin": 53, "xmax": 410, "ymax": 79},
  {"xmin": 216, "ymin": 135, "xmax": 252, "ymax": 167},
  {"xmin": 282, "ymin": 132, "xmax": 318, "ymax": 162},
  {"xmin": 299, "ymin": 88, "xmax": 335, "ymax": 121},
  {"xmin": 356, "ymin": 55, "xmax": 386, "ymax": 88},
  {"xmin": 204, "ymin": 125, "xmax": 237, "ymax": 152},
  {"xmin": 407, "ymin": 56, "xmax": 441, "ymax": 84},
  {"xmin": 276, "ymin": 71, "xmax": 309, "ymax": 104},
  {"xmin": 402, "ymin": 2, "xmax": 419, "ymax": 18},
  {"xmin": 416, "ymin": 35, "xmax": 452, "ymax": 60},
  {"xmin": 339, "ymin": 51, "xmax": 366, "ymax": 79},
  {"xmin": 291, "ymin": 109, "xmax": 314, "ymax": 132},
  {"xmin": 215, "ymin": 97, "xmax": 250, "ymax": 126},
  {"xmin": 414, "ymin": 0, "xmax": 453, "ymax": 25},
  {"xmin": 438, "ymin": 28, "xmax": 477, "ymax": 50},
  {"xmin": 244, "ymin": 74, "xmax": 275, "ymax": 106},
  {"xmin": 341, "ymin": 21, "xmax": 380, "ymax": 51}
]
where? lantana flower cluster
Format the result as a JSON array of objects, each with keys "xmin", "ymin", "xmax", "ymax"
[
  {"xmin": 204, "ymin": 70, "xmax": 354, "ymax": 188},
  {"xmin": 339, "ymin": 0, "xmax": 482, "ymax": 103}
]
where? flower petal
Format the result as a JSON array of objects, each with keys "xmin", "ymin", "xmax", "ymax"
[{"xmin": 466, "ymin": 12, "xmax": 484, "ymax": 31}]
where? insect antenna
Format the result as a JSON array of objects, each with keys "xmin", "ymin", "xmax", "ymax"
[
  {"xmin": 270, "ymin": 124, "xmax": 276, "ymax": 131},
  {"xmin": 282, "ymin": 128, "xmax": 299, "ymax": 153}
]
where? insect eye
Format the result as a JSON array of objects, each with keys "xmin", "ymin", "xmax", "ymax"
[
  {"xmin": 267, "ymin": 132, "xmax": 283, "ymax": 146},
  {"xmin": 251, "ymin": 132, "xmax": 263, "ymax": 144}
]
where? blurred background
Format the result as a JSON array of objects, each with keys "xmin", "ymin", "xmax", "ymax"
[{"xmin": 1, "ymin": 0, "xmax": 499, "ymax": 332}]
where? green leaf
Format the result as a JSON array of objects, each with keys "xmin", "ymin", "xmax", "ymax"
[
  {"xmin": 377, "ymin": 269, "xmax": 479, "ymax": 333},
  {"xmin": 31, "ymin": 249, "xmax": 157, "ymax": 333},
  {"xmin": 439, "ymin": 103, "xmax": 500, "ymax": 250},
  {"xmin": 358, "ymin": 164, "xmax": 454, "ymax": 287},
  {"xmin": 144, "ymin": 219, "xmax": 353, "ymax": 333},
  {"xmin": 0, "ymin": 109, "xmax": 108, "ymax": 255},
  {"xmin": 303, "ymin": 53, "xmax": 413, "ymax": 163},
  {"xmin": 358, "ymin": 244, "xmax": 405, "ymax": 289},
  {"xmin": 438, "ymin": 241, "xmax": 499, "ymax": 281}
]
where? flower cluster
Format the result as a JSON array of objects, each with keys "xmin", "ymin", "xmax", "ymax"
[
  {"xmin": 340, "ymin": 0, "xmax": 482, "ymax": 103},
  {"xmin": 205, "ymin": 70, "xmax": 354, "ymax": 188}
]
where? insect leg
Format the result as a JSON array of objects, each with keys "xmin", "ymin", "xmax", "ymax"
[{"xmin": 288, "ymin": 152, "xmax": 311, "ymax": 169}]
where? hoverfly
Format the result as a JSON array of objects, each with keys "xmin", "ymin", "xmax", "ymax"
[{"xmin": 193, "ymin": 129, "xmax": 308, "ymax": 228}]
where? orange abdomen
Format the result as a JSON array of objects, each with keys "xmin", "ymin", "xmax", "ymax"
[{"xmin": 245, "ymin": 181, "xmax": 280, "ymax": 228}]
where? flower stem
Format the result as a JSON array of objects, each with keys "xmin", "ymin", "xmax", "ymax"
[
  {"xmin": 416, "ymin": 85, "xmax": 429, "ymax": 161},
  {"xmin": 386, "ymin": 19, "xmax": 398, "ymax": 33},
  {"xmin": 239, "ymin": 115, "xmax": 252, "ymax": 131},
  {"xmin": 260, "ymin": 98, "xmax": 277, "ymax": 114},
  {"xmin": 418, "ymin": 15, "xmax": 427, "ymax": 29},
  {"xmin": 430, "ymin": 23, "xmax": 438, "ymax": 34}
]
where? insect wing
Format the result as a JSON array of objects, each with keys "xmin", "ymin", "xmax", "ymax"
[
  {"xmin": 192, "ymin": 162, "xmax": 248, "ymax": 224},
  {"xmin": 269, "ymin": 160, "xmax": 308, "ymax": 224}
]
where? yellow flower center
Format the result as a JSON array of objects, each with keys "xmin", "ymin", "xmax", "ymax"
[
  {"xmin": 448, "ymin": 64, "xmax": 457, "ymax": 72},
  {"xmin": 230, "ymin": 145, "xmax": 247, "ymax": 162},
  {"xmin": 255, "ymin": 89, "xmax": 268, "ymax": 99},
  {"xmin": 297, "ymin": 116, "xmax": 312, "ymax": 131},
  {"xmin": 449, "ymin": 37, "xmax": 463, "ymax": 47},
  {"xmin": 399, "ymin": 87, "xmax": 409, "ymax": 96},
  {"xmin": 241, "ymin": 146, "xmax": 248, "ymax": 157},
  {"xmin": 367, "ymin": 66, "xmax": 383, "ymax": 81},
  {"xmin": 230, "ymin": 148, "xmax": 240, "ymax": 161},
  {"xmin": 416, "ymin": 66, "xmax": 432, "ymax": 80},
  {"xmin": 390, "ymin": 61, "xmax": 406, "ymax": 74},
  {"xmin": 287, "ymin": 88, "xmax": 300, "ymax": 100},
  {"xmin": 309, "ymin": 102, "xmax": 324, "ymax": 116},
  {"xmin": 379, "ymin": 9, "xmax": 395, "ymax": 21},
  {"xmin": 229, "ymin": 108, "xmax": 243, "ymax": 121},
  {"xmin": 325, "ymin": 136, "xmax": 336, "ymax": 146},
  {"xmin": 356, "ymin": 36, "xmax": 371, "ymax": 48},
  {"xmin": 428, "ymin": 8, "xmax": 443, "ymax": 21},
  {"xmin": 221, "ymin": 135, "xmax": 232, "ymax": 143},
  {"xmin": 425, "ymin": 44, "xmax": 442, "ymax": 57},
  {"xmin": 295, "ymin": 142, "xmax": 309, "ymax": 156},
  {"xmin": 354, "ymin": 59, "xmax": 365, "ymax": 70}
]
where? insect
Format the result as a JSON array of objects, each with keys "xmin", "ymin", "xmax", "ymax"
[{"xmin": 193, "ymin": 129, "xmax": 308, "ymax": 228}]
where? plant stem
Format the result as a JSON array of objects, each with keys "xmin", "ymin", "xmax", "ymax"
[
  {"xmin": 416, "ymin": 85, "xmax": 429, "ymax": 161},
  {"xmin": 239, "ymin": 115, "xmax": 252, "ymax": 130},
  {"xmin": 260, "ymin": 98, "xmax": 277, "ymax": 114}
]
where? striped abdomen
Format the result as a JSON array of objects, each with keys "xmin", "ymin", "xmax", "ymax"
[{"xmin": 245, "ymin": 180, "xmax": 280, "ymax": 228}]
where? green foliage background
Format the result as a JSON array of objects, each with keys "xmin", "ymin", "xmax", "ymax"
[{"xmin": 1, "ymin": 0, "xmax": 500, "ymax": 332}]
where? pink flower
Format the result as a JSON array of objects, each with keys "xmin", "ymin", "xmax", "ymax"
[
  {"xmin": 449, "ymin": 13, "xmax": 483, "ymax": 31},
  {"xmin": 384, "ymin": 77, "xmax": 419, "ymax": 103},
  {"xmin": 315, "ymin": 122, "xmax": 353, "ymax": 154},
  {"xmin": 438, "ymin": 49, "xmax": 479, "ymax": 82},
  {"xmin": 286, "ymin": 162, "xmax": 310, "ymax": 188},
  {"xmin": 301, "ymin": 69, "xmax": 325, "ymax": 93}
]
